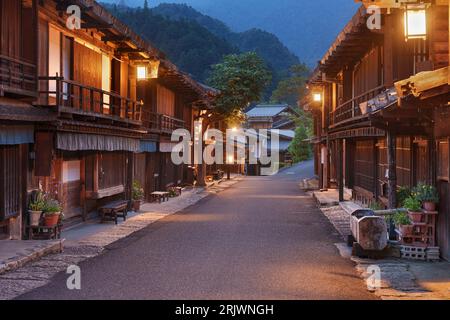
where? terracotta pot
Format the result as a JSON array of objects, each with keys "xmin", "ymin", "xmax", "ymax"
[
  {"xmin": 408, "ymin": 211, "xmax": 423, "ymax": 223},
  {"xmin": 132, "ymin": 200, "xmax": 142, "ymax": 212},
  {"xmin": 399, "ymin": 225, "xmax": 413, "ymax": 236},
  {"xmin": 29, "ymin": 211, "xmax": 42, "ymax": 226},
  {"xmin": 44, "ymin": 213, "xmax": 60, "ymax": 226},
  {"xmin": 423, "ymin": 201, "xmax": 436, "ymax": 212}
]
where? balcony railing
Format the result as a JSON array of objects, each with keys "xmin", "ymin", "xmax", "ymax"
[
  {"xmin": 38, "ymin": 77, "xmax": 142, "ymax": 124},
  {"xmin": 329, "ymin": 85, "xmax": 385, "ymax": 127},
  {"xmin": 0, "ymin": 55, "xmax": 37, "ymax": 97},
  {"xmin": 142, "ymin": 110, "xmax": 186, "ymax": 134}
]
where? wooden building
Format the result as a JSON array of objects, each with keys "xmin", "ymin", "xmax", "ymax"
[
  {"xmin": 0, "ymin": 0, "xmax": 215, "ymax": 239},
  {"xmin": 305, "ymin": 1, "xmax": 450, "ymax": 259}
]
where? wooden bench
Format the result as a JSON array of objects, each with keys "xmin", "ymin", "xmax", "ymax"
[
  {"xmin": 151, "ymin": 191, "xmax": 170, "ymax": 203},
  {"xmin": 98, "ymin": 200, "xmax": 129, "ymax": 225}
]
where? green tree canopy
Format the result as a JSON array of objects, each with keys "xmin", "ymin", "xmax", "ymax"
[
  {"xmin": 207, "ymin": 52, "xmax": 272, "ymax": 125},
  {"xmin": 271, "ymin": 64, "xmax": 309, "ymax": 106}
]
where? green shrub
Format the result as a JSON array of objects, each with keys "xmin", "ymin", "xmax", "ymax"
[
  {"xmin": 29, "ymin": 191, "xmax": 46, "ymax": 212},
  {"xmin": 413, "ymin": 183, "xmax": 439, "ymax": 203},
  {"xmin": 44, "ymin": 199, "xmax": 62, "ymax": 214},
  {"xmin": 403, "ymin": 196, "xmax": 421, "ymax": 212},
  {"xmin": 132, "ymin": 181, "xmax": 144, "ymax": 201},
  {"xmin": 369, "ymin": 201, "xmax": 384, "ymax": 211},
  {"xmin": 392, "ymin": 210, "xmax": 411, "ymax": 226},
  {"xmin": 396, "ymin": 186, "xmax": 412, "ymax": 208}
]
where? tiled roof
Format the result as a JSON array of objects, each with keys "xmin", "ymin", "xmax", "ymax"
[{"xmin": 246, "ymin": 104, "xmax": 289, "ymax": 117}]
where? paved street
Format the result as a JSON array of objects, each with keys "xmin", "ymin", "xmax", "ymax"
[{"xmin": 18, "ymin": 161, "xmax": 375, "ymax": 300}]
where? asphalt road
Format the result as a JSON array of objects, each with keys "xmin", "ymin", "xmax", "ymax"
[{"xmin": 18, "ymin": 160, "xmax": 375, "ymax": 300}]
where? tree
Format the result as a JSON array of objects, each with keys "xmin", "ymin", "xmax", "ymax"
[
  {"xmin": 192, "ymin": 52, "xmax": 271, "ymax": 186},
  {"xmin": 143, "ymin": 0, "xmax": 149, "ymax": 12},
  {"xmin": 288, "ymin": 122, "xmax": 312, "ymax": 163},
  {"xmin": 207, "ymin": 52, "xmax": 272, "ymax": 126},
  {"xmin": 271, "ymin": 63, "xmax": 309, "ymax": 106}
]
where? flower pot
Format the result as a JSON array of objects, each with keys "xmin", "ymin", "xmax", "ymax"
[
  {"xmin": 44, "ymin": 213, "xmax": 60, "ymax": 226},
  {"xmin": 399, "ymin": 225, "xmax": 413, "ymax": 236},
  {"xmin": 132, "ymin": 200, "xmax": 142, "ymax": 212},
  {"xmin": 423, "ymin": 201, "xmax": 436, "ymax": 212},
  {"xmin": 29, "ymin": 211, "xmax": 42, "ymax": 226},
  {"xmin": 408, "ymin": 211, "xmax": 423, "ymax": 223}
]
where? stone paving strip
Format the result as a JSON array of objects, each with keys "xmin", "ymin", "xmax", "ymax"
[
  {"xmin": 0, "ymin": 177, "xmax": 242, "ymax": 300},
  {"xmin": 315, "ymin": 200, "xmax": 450, "ymax": 300}
]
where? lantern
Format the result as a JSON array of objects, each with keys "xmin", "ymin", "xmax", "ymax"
[
  {"xmin": 313, "ymin": 93, "xmax": 322, "ymax": 103},
  {"xmin": 136, "ymin": 66, "xmax": 148, "ymax": 81},
  {"xmin": 148, "ymin": 59, "xmax": 160, "ymax": 79},
  {"xmin": 404, "ymin": 4, "xmax": 427, "ymax": 41},
  {"xmin": 136, "ymin": 59, "xmax": 160, "ymax": 80}
]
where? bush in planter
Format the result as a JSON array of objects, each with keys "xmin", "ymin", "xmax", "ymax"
[
  {"xmin": 392, "ymin": 210, "xmax": 413, "ymax": 236},
  {"xmin": 369, "ymin": 201, "xmax": 384, "ymax": 211},
  {"xmin": 28, "ymin": 191, "xmax": 46, "ymax": 226},
  {"xmin": 132, "ymin": 181, "xmax": 144, "ymax": 211},
  {"xmin": 43, "ymin": 199, "xmax": 63, "ymax": 226},
  {"xmin": 413, "ymin": 183, "xmax": 439, "ymax": 211},
  {"xmin": 403, "ymin": 196, "xmax": 423, "ymax": 223},
  {"xmin": 396, "ymin": 186, "xmax": 412, "ymax": 208}
]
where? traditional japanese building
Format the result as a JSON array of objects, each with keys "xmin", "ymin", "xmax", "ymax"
[
  {"xmin": 0, "ymin": 0, "xmax": 215, "ymax": 239},
  {"xmin": 305, "ymin": 1, "xmax": 450, "ymax": 259}
]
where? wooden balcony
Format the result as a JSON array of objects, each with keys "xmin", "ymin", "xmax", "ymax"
[
  {"xmin": 0, "ymin": 55, "xmax": 37, "ymax": 97},
  {"xmin": 38, "ymin": 77, "xmax": 142, "ymax": 126},
  {"xmin": 142, "ymin": 110, "xmax": 186, "ymax": 134},
  {"xmin": 329, "ymin": 85, "xmax": 384, "ymax": 127}
]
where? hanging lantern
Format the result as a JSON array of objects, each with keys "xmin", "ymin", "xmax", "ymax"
[
  {"xmin": 313, "ymin": 93, "xmax": 322, "ymax": 103},
  {"xmin": 404, "ymin": 4, "xmax": 427, "ymax": 41},
  {"xmin": 148, "ymin": 59, "xmax": 160, "ymax": 79},
  {"xmin": 136, "ymin": 65, "xmax": 148, "ymax": 81}
]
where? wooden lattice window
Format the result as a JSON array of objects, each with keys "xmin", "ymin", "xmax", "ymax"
[
  {"xmin": 354, "ymin": 140, "xmax": 375, "ymax": 192},
  {"xmin": 0, "ymin": 145, "xmax": 21, "ymax": 220},
  {"xmin": 438, "ymin": 139, "xmax": 449, "ymax": 181}
]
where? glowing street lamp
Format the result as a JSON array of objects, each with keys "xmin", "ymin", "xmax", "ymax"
[
  {"xmin": 136, "ymin": 65, "xmax": 148, "ymax": 80},
  {"xmin": 313, "ymin": 93, "xmax": 322, "ymax": 103},
  {"xmin": 404, "ymin": 4, "xmax": 427, "ymax": 41},
  {"xmin": 136, "ymin": 59, "xmax": 160, "ymax": 80}
]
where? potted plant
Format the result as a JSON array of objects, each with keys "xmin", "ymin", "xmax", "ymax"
[
  {"xmin": 396, "ymin": 186, "xmax": 412, "ymax": 208},
  {"xmin": 132, "ymin": 180, "xmax": 144, "ymax": 211},
  {"xmin": 28, "ymin": 191, "xmax": 46, "ymax": 226},
  {"xmin": 404, "ymin": 196, "xmax": 422, "ymax": 223},
  {"xmin": 393, "ymin": 210, "xmax": 413, "ymax": 236},
  {"xmin": 414, "ymin": 183, "xmax": 439, "ymax": 211},
  {"xmin": 43, "ymin": 199, "xmax": 63, "ymax": 227}
]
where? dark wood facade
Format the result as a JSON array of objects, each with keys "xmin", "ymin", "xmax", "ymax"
[
  {"xmin": 0, "ymin": 0, "xmax": 215, "ymax": 239},
  {"xmin": 306, "ymin": 3, "xmax": 450, "ymax": 259}
]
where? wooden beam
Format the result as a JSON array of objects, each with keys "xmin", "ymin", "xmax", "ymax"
[
  {"xmin": 102, "ymin": 35, "xmax": 131, "ymax": 43},
  {"xmin": 387, "ymin": 130, "xmax": 397, "ymax": 209},
  {"xmin": 338, "ymin": 139, "xmax": 344, "ymax": 202}
]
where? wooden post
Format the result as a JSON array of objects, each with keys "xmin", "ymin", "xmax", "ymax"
[
  {"xmin": 80, "ymin": 156, "xmax": 86, "ymax": 221},
  {"xmin": 127, "ymin": 152, "xmax": 134, "ymax": 204},
  {"xmin": 387, "ymin": 131, "xmax": 397, "ymax": 209},
  {"xmin": 338, "ymin": 139, "xmax": 344, "ymax": 202}
]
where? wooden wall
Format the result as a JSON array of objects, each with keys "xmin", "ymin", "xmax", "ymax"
[
  {"xmin": 0, "ymin": 0, "xmax": 22, "ymax": 58},
  {"xmin": 353, "ymin": 46, "xmax": 382, "ymax": 97},
  {"xmin": 157, "ymin": 84, "xmax": 175, "ymax": 116}
]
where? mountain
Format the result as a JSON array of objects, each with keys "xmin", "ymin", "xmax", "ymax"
[
  {"xmin": 103, "ymin": 0, "xmax": 360, "ymax": 66},
  {"xmin": 105, "ymin": 5, "xmax": 238, "ymax": 81},
  {"xmin": 152, "ymin": 4, "xmax": 300, "ymax": 74}
]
